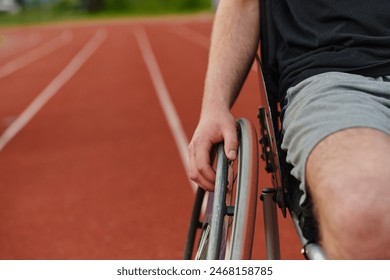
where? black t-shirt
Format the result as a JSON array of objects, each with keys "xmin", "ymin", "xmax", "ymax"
[{"xmin": 261, "ymin": 0, "xmax": 390, "ymax": 101}]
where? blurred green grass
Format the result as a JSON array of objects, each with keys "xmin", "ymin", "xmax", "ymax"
[{"xmin": 0, "ymin": 0, "xmax": 213, "ymax": 27}]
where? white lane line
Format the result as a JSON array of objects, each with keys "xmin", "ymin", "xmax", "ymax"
[
  {"xmin": 0, "ymin": 28, "xmax": 108, "ymax": 153},
  {"xmin": 0, "ymin": 32, "xmax": 41, "ymax": 60},
  {"xmin": 134, "ymin": 27, "xmax": 197, "ymax": 193},
  {"xmin": 0, "ymin": 31, "xmax": 73, "ymax": 80}
]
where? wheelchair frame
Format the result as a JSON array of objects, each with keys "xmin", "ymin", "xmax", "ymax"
[{"xmin": 183, "ymin": 58, "xmax": 327, "ymax": 261}]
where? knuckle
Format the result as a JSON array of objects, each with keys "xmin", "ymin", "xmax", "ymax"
[{"xmin": 189, "ymin": 172, "xmax": 197, "ymax": 181}]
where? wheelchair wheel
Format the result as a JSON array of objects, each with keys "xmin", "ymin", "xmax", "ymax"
[{"xmin": 184, "ymin": 118, "xmax": 258, "ymax": 260}]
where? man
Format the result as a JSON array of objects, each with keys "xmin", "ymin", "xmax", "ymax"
[{"xmin": 188, "ymin": 0, "xmax": 390, "ymax": 259}]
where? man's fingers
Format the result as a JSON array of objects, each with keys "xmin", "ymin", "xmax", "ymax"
[
  {"xmin": 193, "ymin": 174, "xmax": 215, "ymax": 191},
  {"xmin": 188, "ymin": 142, "xmax": 216, "ymax": 191},
  {"xmin": 194, "ymin": 145, "xmax": 216, "ymax": 186},
  {"xmin": 222, "ymin": 125, "xmax": 238, "ymax": 161}
]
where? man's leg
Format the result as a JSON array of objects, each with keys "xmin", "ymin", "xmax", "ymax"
[
  {"xmin": 281, "ymin": 72, "xmax": 390, "ymax": 259},
  {"xmin": 306, "ymin": 128, "xmax": 390, "ymax": 259}
]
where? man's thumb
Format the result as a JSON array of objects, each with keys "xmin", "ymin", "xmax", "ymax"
[{"xmin": 223, "ymin": 129, "xmax": 238, "ymax": 160}]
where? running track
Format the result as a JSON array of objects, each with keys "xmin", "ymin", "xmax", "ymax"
[{"xmin": 0, "ymin": 15, "xmax": 302, "ymax": 259}]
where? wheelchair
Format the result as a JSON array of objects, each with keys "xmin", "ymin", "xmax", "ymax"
[
  {"xmin": 183, "ymin": 1, "xmax": 327, "ymax": 259},
  {"xmin": 182, "ymin": 68, "xmax": 327, "ymax": 260}
]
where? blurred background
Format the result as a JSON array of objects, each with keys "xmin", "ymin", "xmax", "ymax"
[{"xmin": 0, "ymin": 0, "xmax": 214, "ymax": 26}]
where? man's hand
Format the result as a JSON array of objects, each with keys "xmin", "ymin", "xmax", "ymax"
[{"xmin": 188, "ymin": 108, "xmax": 238, "ymax": 191}]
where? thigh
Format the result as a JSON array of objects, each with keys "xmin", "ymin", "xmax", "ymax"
[
  {"xmin": 307, "ymin": 127, "xmax": 390, "ymax": 214},
  {"xmin": 281, "ymin": 71, "xmax": 390, "ymax": 210}
]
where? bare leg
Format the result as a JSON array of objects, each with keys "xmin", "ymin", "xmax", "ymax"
[{"xmin": 306, "ymin": 128, "xmax": 390, "ymax": 259}]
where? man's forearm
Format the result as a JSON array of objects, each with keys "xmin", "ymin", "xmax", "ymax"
[{"xmin": 202, "ymin": 0, "xmax": 260, "ymax": 114}]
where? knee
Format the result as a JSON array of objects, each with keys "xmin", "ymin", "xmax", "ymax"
[
  {"xmin": 315, "ymin": 172, "xmax": 390, "ymax": 259},
  {"xmin": 327, "ymin": 201, "xmax": 389, "ymax": 259}
]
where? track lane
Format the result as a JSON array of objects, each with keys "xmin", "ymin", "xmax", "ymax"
[
  {"xmin": 0, "ymin": 22, "xmax": 194, "ymax": 259},
  {"xmin": 0, "ymin": 30, "xmax": 73, "ymax": 80},
  {"xmin": 133, "ymin": 26, "xmax": 196, "ymax": 192},
  {"xmin": 0, "ymin": 31, "xmax": 41, "ymax": 60},
  {"xmin": 0, "ymin": 28, "xmax": 107, "ymax": 152},
  {"xmin": 0, "ymin": 27, "xmax": 62, "ymax": 63},
  {"xmin": 0, "ymin": 26, "xmax": 100, "ymax": 136}
]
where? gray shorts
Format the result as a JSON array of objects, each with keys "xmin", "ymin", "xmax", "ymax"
[{"xmin": 282, "ymin": 72, "xmax": 390, "ymax": 208}]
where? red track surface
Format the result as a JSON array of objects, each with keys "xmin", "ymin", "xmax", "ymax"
[{"xmin": 0, "ymin": 15, "xmax": 302, "ymax": 260}]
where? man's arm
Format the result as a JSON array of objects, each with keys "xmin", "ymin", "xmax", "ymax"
[{"xmin": 188, "ymin": 0, "xmax": 260, "ymax": 191}]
